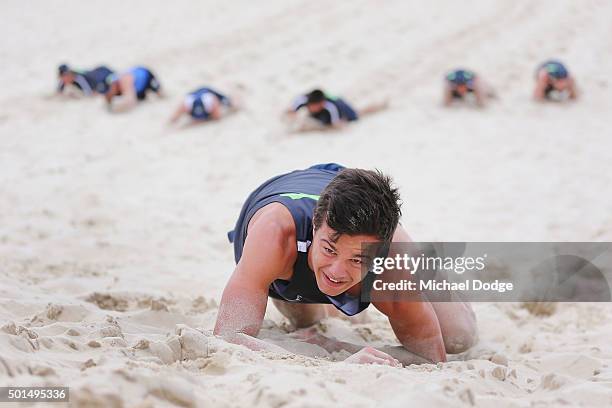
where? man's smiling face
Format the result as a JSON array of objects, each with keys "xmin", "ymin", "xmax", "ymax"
[{"xmin": 308, "ymin": 221, "xmax": 380, "ymax": 296}]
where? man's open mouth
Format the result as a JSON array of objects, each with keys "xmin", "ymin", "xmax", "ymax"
[{"xmin": 322, "ymin": 271, "xmax": 347, "ymax": 287}]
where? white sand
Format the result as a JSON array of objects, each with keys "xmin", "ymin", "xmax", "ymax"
[{"xmin": 1, "ymin": 0, "xmax": 612, "ymax": 406}]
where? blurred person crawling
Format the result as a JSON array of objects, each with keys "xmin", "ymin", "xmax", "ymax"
[
  {"xmin": 104, "ymin": 66, "xmax": 163, "ymax": 112},
  {"xmin": 168, "ymin": 86, "xmax": 237, "ymax": 126},
  {"xmin": 533, "ymin": 60, "xmax": 578, "ymax": 102},
  {"xmin": 214, "ymin": 163, "xmax": 478, "ymax": 366},
  {"xmin": 55, "ymin": 63, "xmax": 114, "ymax": 97},
  {"xmin": 284, "ymin": 89, "xmax": 388, "ymax": 131},
  {"xmin": 443, "ymin": 69, "xmax": 494, "ymax": 107}
]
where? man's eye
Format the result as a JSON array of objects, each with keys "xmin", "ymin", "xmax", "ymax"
[
  {"xmin": 323, "ymin": 247, "xmax": 335, "ymax": 255},
  {"xmin": 351, "ymin": 258, "xmax": 363, "ymax": 265}
]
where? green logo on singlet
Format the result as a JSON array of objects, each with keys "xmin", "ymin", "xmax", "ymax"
[{"xmin": 280, "ymin": 193, "xmax": 320, "ymax": 201}]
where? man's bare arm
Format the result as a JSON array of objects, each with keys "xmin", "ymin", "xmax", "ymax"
[
  {"xmin": 213, "ymin": 271, "xmax": 269, "ymax": 337},
  {"xmin": 372, "ymin": 296, "xmax": 446, "ymax": 363},
  {"xmin": 568, "ymin": 77, "xmax": 578, "ymax": 100},
  {"xmin": 213, "ymin": 206, "xmax": 295, "ymax": 351},
  {"xmin": 110, "ymin": 75, "xmax": 138, "ymax": 112},
  {"xmin": 443, "ymin": 83, "xmax": 454, "ymax": 106},
  {"xmin": 472, "ymin": 78, "xmax": 486, "ymax": 107},
  {"xmin": 169, "ymin": 103, "xmax": 188, "ymax": 124},
  {"xmin": 208, "ymin": 98, "xmax": 222, "ymax": 120},
  {"xmin": 370, "ymin": 226, "xmax": 446, "ymax": 363},
  {"xmin": 533, "ymin": 71, "xmax": 549, "ymax": 101}
]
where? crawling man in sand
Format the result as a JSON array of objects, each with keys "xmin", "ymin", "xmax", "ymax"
[
  {"xmin": 168, "ymin": 86, "xmax": 236, "ymax": 126},
  {"xmin": 285, "ymin": 89, "xmax": 387, "ymax": 131},
  {"xmin": 443, "ymin": 69, "xmax": 494, "ymax": 107},
  {"xmin": 214, "ymin": 163, "xmax": 477, "ymax": 366},
  {"xmin": 56, "ymin": 63, "xmax": 114, "ymax": 97},
  {"xmin": 533, "ymin": 60, "xmax": 578, "ymax": 102}
]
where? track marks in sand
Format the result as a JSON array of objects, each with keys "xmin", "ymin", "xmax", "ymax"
[
  {"xmin": 28, "ymin": 303, "xmax": 90, "ymax": 325},
  {"xmin": 85, "ymin": 292, "xmax": 174, "ymax": 313},
  {"xmin": 85, "ymin": 291, "xmax": 217, "ymax": 316}
]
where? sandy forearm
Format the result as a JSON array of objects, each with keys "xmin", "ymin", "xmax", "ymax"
[
  {"xmin": 379, "ymin": 345, "xmax": 434, "ymax": 365},
  {"xmin": 110, "ymin": 97, "xmax": 137, "ymax": 113},
  {"xmin": 301, "ymin": 333, "xmax": 361, "ymax": 354},
  {"xmin": 221, "ymin": 332, "xmax": 289, "ymax": 354},
  {"xmin": 533, "ymin": 76, "xmax": 548, "ymax": 101},
  {"xmin": 302, "ymin": 333, "xmax": 432, "ymax": 365}
]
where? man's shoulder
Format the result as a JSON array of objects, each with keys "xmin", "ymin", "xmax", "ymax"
[
  {"xmin": 242, "ymin": 203, "xmax": 297, "ymax": 280},
  {"xmin": 247, "ymin": 202, "xmax": 296, "ymax": 243}
]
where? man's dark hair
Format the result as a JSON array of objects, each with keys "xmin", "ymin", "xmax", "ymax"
[
  {"xmin": 58, "ymin": 64, "xmax": 70, "ymax": 76},
  {"xmin": 313, "ymin": 169, "xmax": 402, "ymax": 243},
  {"xmin": 306, "ymin": 89, "xmax": 325, "ymax": 104}
]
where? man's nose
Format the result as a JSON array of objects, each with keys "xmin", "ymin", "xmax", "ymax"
[{"xmin": 328, "ymin": 260, "xmax": 347, "ymax": 277}]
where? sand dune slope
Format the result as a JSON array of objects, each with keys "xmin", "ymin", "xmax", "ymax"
[{"xmin": 1, "ymin": 1, "xmax": 612, "ymax": 406}]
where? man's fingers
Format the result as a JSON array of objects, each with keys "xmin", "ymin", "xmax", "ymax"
[
  {"xmin": 365, "ymin": 347, "xmax": 394, "ymax": 360},
  {"xmin": 363, "ymin": 347, "xmax": 401, "ymax": 367},
  {"xmin": 363, "ymin": 347, "xmax": 385, "ymax": 357},
  {"xmin": 367, "ymin": 356, "xmax": 389, "ymax": 365},
  {"xmin": 345, "ymin": 347, "xmax": 401, "ymax": 367},
  {"xmin": 360, "ymin": 355, "xmax": 394, "ymax": 366}
]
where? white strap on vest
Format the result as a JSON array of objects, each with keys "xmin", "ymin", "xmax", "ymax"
[{"xmin": 297, "ymin": 240, "xmax": 311, "ymax": 253}]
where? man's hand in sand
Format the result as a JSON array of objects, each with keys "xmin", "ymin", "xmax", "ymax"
[
  {"xmin": 344, "ymin": 347, "xmax": 401, "ymax": 367},
  {"xmin": 105, "ymin": 75, "xmax": 138, "ymax": 113},
  {"xmin": 289, "ymin": 328, "xmax": 400, "ymax": 367}
]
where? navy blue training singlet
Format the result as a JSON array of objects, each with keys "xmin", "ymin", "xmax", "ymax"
[{"xmin": 227, "ymin": 163, "xmax": 373, "ymax": 316}]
